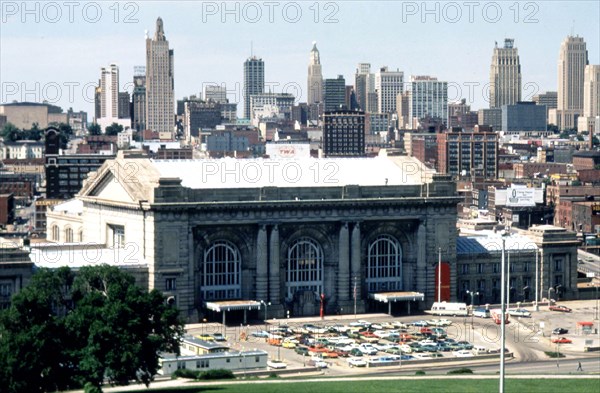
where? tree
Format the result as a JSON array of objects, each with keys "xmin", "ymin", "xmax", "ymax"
[
  {"xmin": 105, "ymin": 123, "xmax": 124, "ymax": 136},
  {"xmin": 88, "ymin": 123, "xmax": 102, "ymax": 136},
  {"xmin": 0, "ymin": 122, "xmax": 20, "ymax": 141},
  {"xmin": 0, "ymin": 265, "xmax": 184, "ymax": 392}
]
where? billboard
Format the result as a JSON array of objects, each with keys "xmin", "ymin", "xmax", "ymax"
[
  {"xmin": 506, "ymin": 187, "xmax": 535, "ymax": 207},
  {"xmin": 266, "ymin": 143, "xmax": 310, "ymax": 159}
]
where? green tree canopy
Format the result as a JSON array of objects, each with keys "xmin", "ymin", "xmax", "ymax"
[
  {"xmin": 88, "ymin": 123, "xmax": 102, "ymax": 136},
  {"xmin": 0, "ymin": 265, "xmax": 184, "ymax": 393},
  {"xmin": 105, "ymin": 123, "xmax": 124, "ymax": 136}
]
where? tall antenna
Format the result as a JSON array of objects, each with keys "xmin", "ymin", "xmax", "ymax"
[{"xmin": 251, "ymin": 41, "xmax": 253, "ymax": 57}]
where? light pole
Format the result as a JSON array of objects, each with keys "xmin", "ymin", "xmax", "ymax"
[
  {"xmin": 499, "ymin": 231, "xmax": 508, "ymax": 393},
  {"xmin": 353, "ymin": 275, "xmax": 357, "ymax": 319},
  {"xmin": 438, "ymin": 247, "xmax": 442, "ymax": 302},
  {"xmin": 466, "ymin": 290, "xmax": 479, "ymax": 329},
  {"xmin": 506, "ymin": 250, "xmax": 511, "ymax": 312},
  {"xmin": 534, "ymin": 249, "xmax": 539, "ymax": 311},
  {"xmin": 548, "ymin": 287, "xmax": 555, "ymax": 305},
  {"xmin": 260, "ymin": 300, "xmax": 270, "ymax": 333},
  {"xmin": 555, "ymin": 285, "xmax": 562, "ymax": 302}
]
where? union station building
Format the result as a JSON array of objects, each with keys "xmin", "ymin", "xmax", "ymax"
[{"xmin": 34, "ymin": 150, "xmax": 579, "ymax": 322}]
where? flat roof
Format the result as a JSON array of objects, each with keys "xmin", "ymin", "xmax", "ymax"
[
  {"xmin": 204, "ymin": 300, "xmax": 262, "ymax": 312},
  {"xmin": 151, "ymin": 155, "xmax": 435, "ymax": 189},
  {"xmin": 370, "ymin": 291, "xmax": 425, "ymax": 302},
  {"xmin": 160, "ymin": 350, "xmax": 268, "ymax": 361},
  {"xmin": 457, "ymin": 231, "xmax": 539, "ymax": 254},
  {"xmin": 182, "ymin": 335, "xmax": 230, "ymax": 350}
]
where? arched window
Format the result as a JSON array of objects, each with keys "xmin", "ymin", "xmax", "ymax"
[
  {"xmin": 65, "ymin": 227, "xmax": 73, "ymax": 243},
  {"xmin": 366, "ymin": 235, "xmax": 402, "ymax": 292},
  {"xmin": 78, "ymin": 228, "xmax": 83, "ymax": 242},
  {"xmin": 286, "ymin": 237, "xmax": 323, "ymax": 299},
  {"xmin": 202, "ymin": 240, "xmax": 241, "ymax": 300},
  {"xmin": 51, "ymin": 225, "xmax": 60, "ymax": 242}
]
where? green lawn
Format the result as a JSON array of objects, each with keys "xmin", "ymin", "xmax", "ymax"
[{"xmin": 125, "ymin": 379, "xmax": 598, "ymax": 393}]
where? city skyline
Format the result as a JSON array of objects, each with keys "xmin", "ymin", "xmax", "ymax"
[{"xmin": 1, "ymin": 1, "xmax": 599, "ymax": 117}]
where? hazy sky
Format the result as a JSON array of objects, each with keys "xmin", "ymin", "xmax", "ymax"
[{"xmin": 1, "ymin": 1, "xmax": 599, "ymax": 117}]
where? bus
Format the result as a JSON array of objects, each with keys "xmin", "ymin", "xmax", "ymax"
[
  {"xmin": 426, "ymin": 302, "xmax": 469, "ymax": 317},
  {"xmin": 490, "ymin": 309, "xmax": 510, "ymax": 325}
]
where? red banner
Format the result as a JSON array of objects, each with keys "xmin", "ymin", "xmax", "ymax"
[{"xmin": 434, "ymin": 262, "xmax": 451, "ymax": 302}]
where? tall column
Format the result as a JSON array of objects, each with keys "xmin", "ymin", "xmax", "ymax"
[
  {"xmin": 269, "ymin": 225, "xmax": 280, "ymax": 304},
  {"xmin": 256, "ymin": 225, "xmax": 268, "ymax": 301},
  {"xmin": 416, "ymin": 221, "xmax": 427, "ymax": 296},
  {"xmin": 338, "ymin": 222, "xmax": 350, "ymax": 302},
  {"xmin": 351, "ymin": 222, "xmax": 361, "ymax": 298}
]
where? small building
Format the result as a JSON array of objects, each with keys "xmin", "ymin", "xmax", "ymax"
[
  {"xmin": 180, "ymin": 335, "xmax": 230, "ymax": 355},
  {"xmin": 158, "ymin": 350, "xmax": 268, "ymax": 376}
]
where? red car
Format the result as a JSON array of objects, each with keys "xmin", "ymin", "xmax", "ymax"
[
  {"xmin": 549, "ymin": 305, "xmax": 572, "ymax": 312},
  {"xmin": 551, "ymin": 337, "xmax": 572, "ymax": 344}
]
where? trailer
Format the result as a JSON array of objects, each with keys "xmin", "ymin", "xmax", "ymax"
[{"xmin": 426, "ymin": 302, "xmax": 469, "ymax": 317}]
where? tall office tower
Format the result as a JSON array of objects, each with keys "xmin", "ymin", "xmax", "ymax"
[
  {"xmin": 99, "ymin": 64, "xmax": 119, "ymax": 119},
  {"xmin": 307, "ymin": 42, "xmax": 323, "ymax": 105},
  {"xmin": 577, "ymin": 65, "xmax": 600, "ymax": 133},
  {"xmin": 489, "ymin": 38, "xmax": 522, "ymax": 108},
  {"xmin": 118, "ymin": 92, "xmax": 130, "ymax": 119},
  {"xmin": 355, "ymin": 63, "xmax": 371, "ymax": 111},
  {"xmin": 146, "ymin": 17, "xmax": 174, "ymax": 133},
  {"xmin": 409, "ymin": 76, "xmax": 448, "ymax": 129},
  {"xmin": 396, "ymin": 91, "xmax": 410, "ymax": 129},
  {"xmin": 552, "ymin": 36, "xmax": 588, "ymax": 130},
  {"xmin": 243, "ymin": 56, "xmax": 265, "ymax": 119},
  {"xmin": 323, "ymin": 75, "xmax": 346, "ymax": 111},
  {"xmin": 132, "ymin": 67, "xmax": 146, "ymax": 132},
  {"xmin": 375, "ymin": 66, "xmax": 403, "ymax": 114}
]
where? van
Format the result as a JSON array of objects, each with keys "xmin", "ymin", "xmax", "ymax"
[
  {"xmin": 473, "ymin": 308, "xmax": 490, "ymax": 318},
  {"xmin": 472, "ymin": 345, "xmax": 487, "ymax": 355}
]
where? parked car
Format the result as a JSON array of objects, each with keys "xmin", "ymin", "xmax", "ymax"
[
  {"xmin": 457, "ymin": 341, "xmax": 474, "ymax": 350},
  {"xmin": 347, "ymin": 357, "xmax": 367, "ymax": 367},
  {"xmin": 549, "ymin": 305, "xmax": 572, "ymax": 312},
  {"xmin": 295, "ymin": 346, "xmax": 309, "ymax": 355},
  {"xmin": 508, "ymin": 308, "xmax": 531, "ymax": 317},
  {"xmin": 551, "ymin": 337, "xmax": 572, "ymax": 344},
  {"xmin": 211, "ymin": 333, "xmax": 227, "ymax": 341},
  {"xmin": 349, "ymin": 348, "xmax": 363, "ymax": 357},
  {"xmin": 267, "ymin": 359, "xmax": 287, "ymax": 369},
  {"xmin": 251, "ymin": 330, "xmax": 270, "ymax": 338},
  {"xmin": 282, "ymin": 341, "xmax": 296, "ymax": 349},
  {"xmin": 196, "ymin": 334, "xmax": 215, "ymax": 341},
  {"xmin": 452, "ymin": 350, "xmax": 474, "ymax": 358},
  {"xmin": 427, "ymin": 319, "xmax": 452, "ymax": 327},
  {"xmin": 552, "ymin": 328, "xmax": 569, "ymax": 335},
  {"xmin": 411, "ymin": 320, "xmax": 429, "ymax": 327}
]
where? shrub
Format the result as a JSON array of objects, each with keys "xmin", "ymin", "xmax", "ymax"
[
  {"xmin": 84, "ymin": 382, "xmax": 102, "ymax": 393},
  {"xmin": 447, "ymin": 368, "xmax": 473, "ymax": 374},
  {"xmin": 198, "ymin": 369, "xmax": 235, "ymax": 380},
  {"xmin": 415, "ymin": 370, "xmax": 426, "ymax": 375},
  {"xmin": 544, "ymin": 351, "xmax": 565, "ymax": 358},
  {"xmin": 268, "ymin": 372, "xmax": 280, "ymax": 378},
  {"xmin": 172, "ymin": 369, "xmax": 201, "ymax": 379}
]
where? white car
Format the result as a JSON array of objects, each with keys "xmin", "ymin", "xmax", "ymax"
[
  {"xmin": 373, "ymin": 343, "xmax": 395, "ymax": 351},
  {"xmin": 508, "ymin": 308, "xmax": 531, "ymax": 318},
  {"xmin": 267, "ymin": 359, "xmax": 288, "ymax": 369},
  {"xmin": 452, "ymin": 350, "xmax": 474, "ymax": 358},
  {"xmin": 373, "ymin": 330, "xmax": 391, "ymax": 339},
  {"xmin": 358, "ymin": 344, "xmax": 378, "ymax": 355},
  {"xmin": 381, "ymin": 322, "xmax": 396, "ymax": 329},
  {"xmin": 413, "ymin": 353, "xmax": 436, "ymax": 359},
  {"xmin": 392, "ymin": 321, "xmax": 409, "ymax": 329},
  {"xmin": 427, "ymin": 319, "xmax": 452, "ymax": 327},
  {"xmin": 399, "ymin": 344, "xmax": 412, "ymax": 353},
  {"xmin": 347, "ymin": 357, "xmax": 367, "ymax": 367},
  {"xmin": 313, "ymin": 359, "xmax": 328, "ymax": 368}
]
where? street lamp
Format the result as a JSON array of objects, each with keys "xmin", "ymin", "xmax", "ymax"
[
  {"xmin": 260, "ymin": 300, "xmax": 271, "ymax": 324},
  {"xmin": 466, "ymin": 290, "xmax": 479, "ymax": 329},
  {"xmin": 548, "ymin": 287, "xmax": 555, "ymax": 305},
  {"xmin": 438, "ymin": 247, "xmax": 442, "ymax": 302},
  {"xmin": 499, "ymin": 230, "xmax": 509, "ymax": 393}
]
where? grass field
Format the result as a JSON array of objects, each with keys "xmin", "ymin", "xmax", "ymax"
[{"xmin": 125, "ymin": 379, "xmax": 599, "ymax": 393}]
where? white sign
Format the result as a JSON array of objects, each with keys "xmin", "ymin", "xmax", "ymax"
[
  {"xmin": 266, "ymin": 143, "xmax": 310, "ymax": 159},
  {"xmin": 506, "ymin": 187, "xmax": 536, "ymax": 207}
]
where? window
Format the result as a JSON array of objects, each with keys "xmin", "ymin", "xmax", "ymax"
[
  {"xmin": 166, "ymin": 278, "xmax": 176, "ymax": 291},
  {"xmin": 78, "ymin": 229, "xmax": 83, "ymax": 242},
  {"xmin": 203, "ymin": 240, "xmax": 241, "ymax": 300},
  {"xmin": 366, "ymin": 235, "xmax": 402, "ymax": 292},
  {"xmin": 108, "ymin": 224, "xmax": 125, "ymax": 248},
  {"xmin": 52, "ymin": 225, "xmax": 60, "ymax": 242},
  {"xmin": 554, "ymin": 259, "xmax": 563, "ymax": 272},
  {"xmin": 477, "ymin": 264, "xmax": 484, "ymax": 274},
  {"xmin": 493, "ymin": 263, "xmax": 499, "ymax": 274},
  {"xmin": 523, "ymin": 262, "xmax": 530, "ymax": 273},
  {"xmin": 0, "ymin": 283, "xmax": 12, "ymax": 297},
  {"xmin": 461, "ymin": 264, "xmax": 469, "ymax": 275},
  {"xmin": 286, "ymin": 237, "xmax": 323, "ymax": 299},
  {"xmin": 65, "ymin": 227, "xmax": 73, "ymax": 243}
]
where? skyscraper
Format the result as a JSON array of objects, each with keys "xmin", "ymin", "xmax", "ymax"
[
  {"xmin": 323, "ymin": 75, "xmax": 346, "ymax": 111},
  {"xmin": 243, "ymin": 56, "xmax": 265, "ymax": 119},
  {"xmin": 307, "ymin": 42, "xmax": 323, "ymax": 105},
  {"xmin": 551, "ymin": 36, "xmax": 588, "ymax": 130},
  {"xmin": 577, "ymin": 64, "xmax": 600, "ymax": 133},
  {"xmin": 145, "ymin": 17, "xmax": 174, "ymax": 133},
  {"xmin": 408, "ymin": 76, "xmax": 448, "ymax": 129},
  {"xmin": 355, "ymin": 63, "xmax": 373, "ymax": 111},
  {"xmin": 99, "ymin": 64, "xmax": 119, "ymax": 119},
  {"xmin": 375, "ymin": 67, "xmax": 403, "ymax": 114},
  {"xmin": 489, "ymin": 38, "xmax": 522, "ymax": 108},
  {"xmin": 132, "ymin": 67, "xmax": 146, "ymax": 132}
]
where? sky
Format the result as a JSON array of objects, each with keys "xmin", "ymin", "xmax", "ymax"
[{"xmin": 1, "ymin": 1, "xmax": 599, "ymax": 117}]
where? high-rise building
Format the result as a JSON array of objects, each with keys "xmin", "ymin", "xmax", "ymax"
[
  {"xmin": 243, "ymin": 56, "xmax": 265, "ymax": 119},
  {"xmin": 323, "ymin": 75, "xmax": 346, "ymax": 112},
  {"xmin": 532, "ymin": 91, "xmax": 557, "ymax": 124},
  {"xmin": 118, "ymin": 92, "xmax": 130, "ymax": 119},
  {"xmin": 489, "ymin": 38, "xmax": 522, "ymax": 108},
  {"xmin": 437, "ymin": 126, "xmax": 498, "ymax": 179},
  {"xmin": 323, "ymin": 110, "xmax": 365, "ymax": 157},
  {"xmin": 478, "ymin": 108, "xmax": 502, "ymax": 131},
  {"xmin": 145, "ymin": 17, "xmax": 174, "ymax": 133},
  {"xmin": 355, "ymin": 63, "xmax": 374, "ymax": 112},
  {"xmin": 99, "ymin": 64, "xmax": 119, "ymax": 119},
  {"xmin": 408, "ymin": 76, "xmax": 448, "ymax": 129},
  {"xmin": 132, "ymin": 68, "xmax": 146, "ymax": 132},
  {"xmin": 249, "ymin": 93, "xmax": 294, "ymax": 123},
  {"xmin": 577, "ymin": 65, "xmax": 600, "ymax": 133},
  {"xmin": 551, "ymin": 36, "xmax": 588, "ymax": 130},
  {"xmin": 204, "ymin": 85, "xmax": 227, "ymax": 103},
  {"xmin": 501, "ymin": 102, "xmax": 547, "ymax": 132},
  {"xmin": 375, "ymin": 67, "xmax": 403, "ymax": 114},
  {"xmin": 396, "ymin": 92, "xmax": 410, "ymax": 129},
  {"xmin": 307, "ymin": 42, "xmax": 323, "ymax": 105}
]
